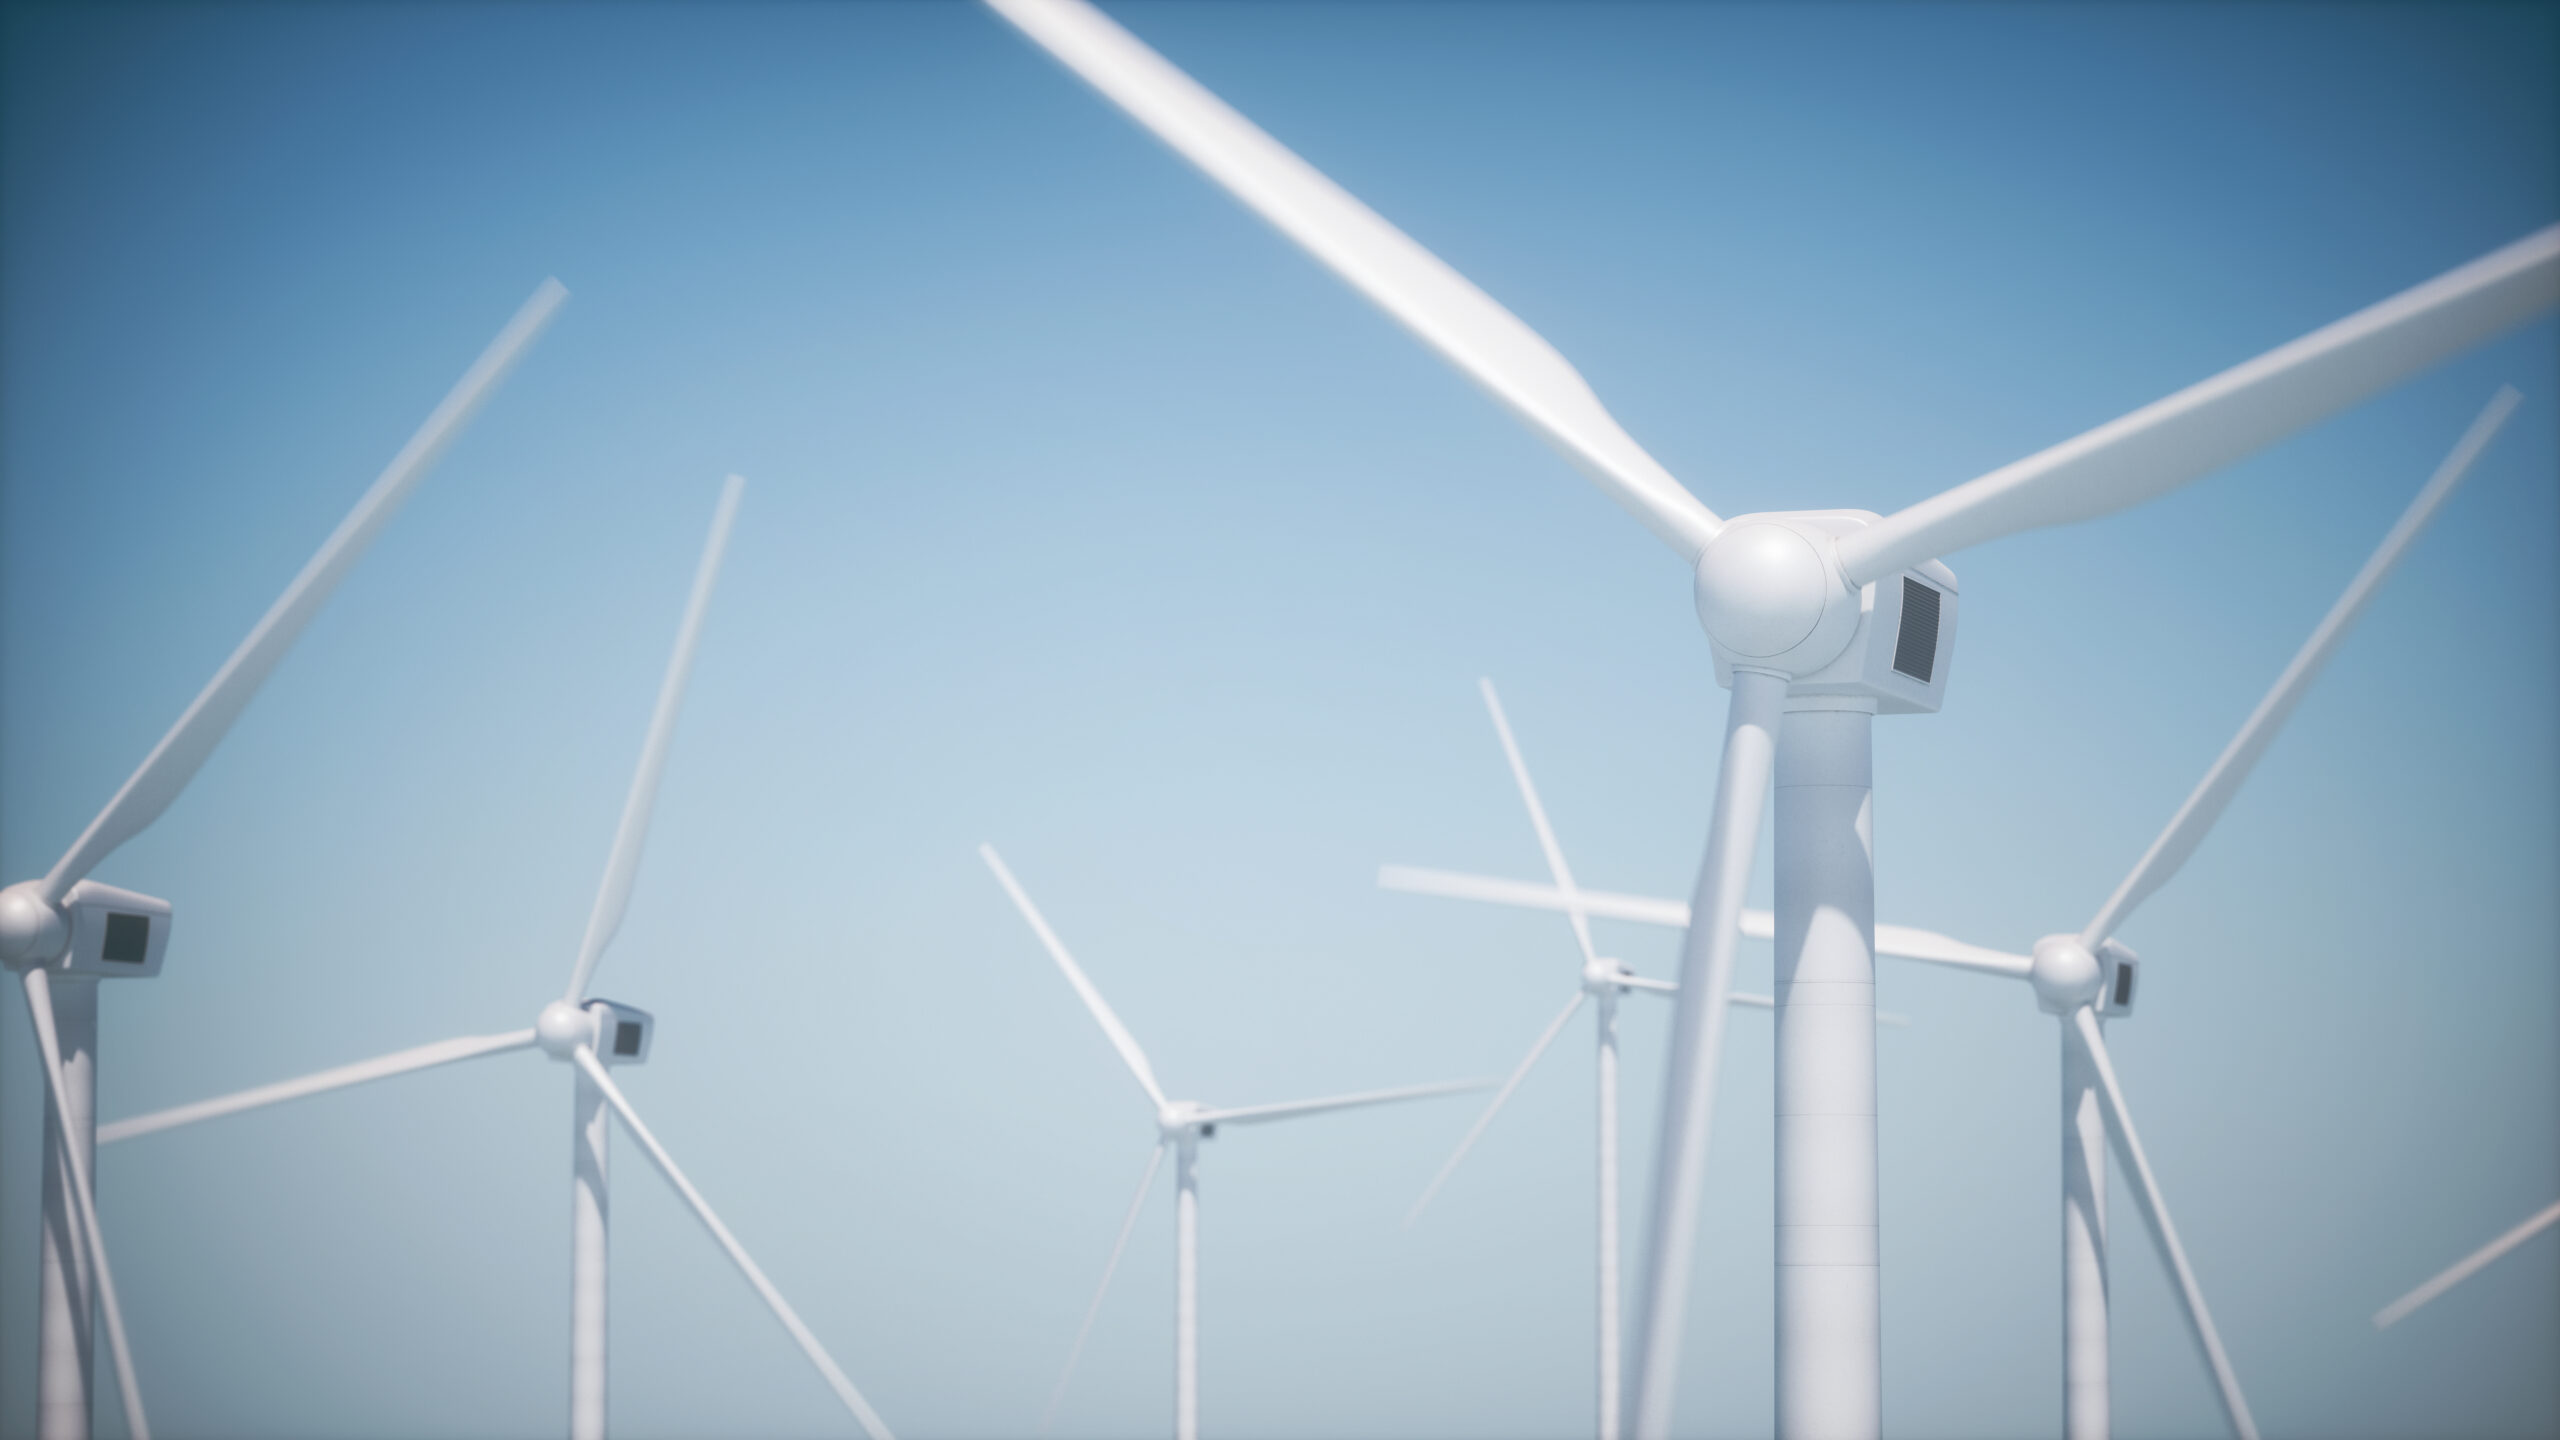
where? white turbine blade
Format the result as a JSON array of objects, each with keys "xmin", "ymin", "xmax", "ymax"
[
  {"xmin": 572, "ymin": 1048, "xmax": 893, "ymax": 1440},
  {"xmin": 983, "ymin": 0, "xmax": 1721, "ymax": 563},
  {"xmin": 1619, "ymin": 974, "xmax": 1680, "ymax": 996},
  {"xmin": 1042, "ymin": 1142, "xmax": 1166, "ymax": 1433},
  {"xmin": 1379, "ymin": 865, "xmax": 2027, "ymax": 977},
  {"xmin": 1839, "ymin": 229, "xmax": 2556, "ymax": 586},
  {"xmin": 1872, "ymin": 922, "xmax": 2035, "ymax": 979},
  {"xmin": 98, "ymin": 1029, "xmax": 539, "ymax": 1145},
  {"xmin": 2080, "ymin": 387, "xmax": 2517, "ymax": 949},
  {"xmin": 980, "ymin": 844, "xmax": 1170, "ymax": 1111},
  {"xmin": 39, "ymin": 280, "xmax": 569, "ymax": 907},
  {"xmin": 2374, "ymin": 1199, "xmax": 2560, "ymax": 1330},
  {"xmin": 1479, "ymin": 678, "xmax": 1599, "ymax": 970},
  {"xmin": 1195, "ymin": 1076, "xmax": 1491, "ymax": 1130},
  {"xmin": 22, "ymin": 969, "xmax": 150, "ymax": 1440},
  {"xmin": 1377, "ymin": 865, "xmax": 1690, "ymax": 929},
  {"xmin": 564, "ymin": 474, "xmax": 744, "ymax": 1001},
  {"xmin": 1628, "ymin": 670, "xmax": 1784, "ymax": 1440},
  {"xmin": 2070, "ymin": 1007, "xmax": 2259, "ymax": 1440},
  {"xmin": 1406, "ymin": 989, "xmax": 1588, "ymax": 1226}
]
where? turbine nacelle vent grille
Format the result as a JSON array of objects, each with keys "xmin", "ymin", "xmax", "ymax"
[{"xmin": 1892, "ymin": 578, "xmax": 1943, "ymax": 684}]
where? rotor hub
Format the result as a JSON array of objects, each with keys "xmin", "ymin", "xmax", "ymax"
[
  {"xmin": 1156, "ymin": 1100, "xmax": 1209, "ymax": 1139},
  {"xmin": 1582, "ymin": 955, "xmax": 1628, "ymax": 994},
  {"xmin": 1691, "ymin": 515, "xmax": 1863, "ymax": 675},
  {"xmin": 536, "ymin": 999, "xmax": 598, "ymax": 1059},
  {"xmin": 2030, "ymin": 934, "xmax": 2104, "ymax": 1014},
  {"xmin": 0, "ymin": 882, "xmax": 67, "ymax": 972}
]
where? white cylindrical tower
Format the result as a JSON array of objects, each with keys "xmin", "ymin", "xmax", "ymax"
[
  {"xmin": 37, "ymin": 975, "xmax": 99, "ymax": 1440},
  {"xmin": 1773, "ymin": 702, "xmax": 1879, "ymax": 1440},
  {"xmin": 1174, "ymin": 1134, "xmax": 1201, "ymax": 1440},
  {"xmin": 2062, "ymin": 1018, "xmax": 2110, "ymax": 1440},
  {"xmin": 1595, "ymin": 987, "xmax": 1622, "ymax": 1440},
  {"xmin": 570, "ymin": 1063, "xmax": 611, "ymax": 1440}
]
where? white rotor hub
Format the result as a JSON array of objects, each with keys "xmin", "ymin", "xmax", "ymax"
[
  {"xmin": 1583, "ymin": 955, "xmax": 1629, "ymax": 994},
  {"xmin": 1691, "ymin": 514, "xmax": 1864, "ymax": 677},
  {"xmin": 0, "ymin": 882, "xmax": 67, "ymax": 971},
  {"xmin": 536, "ymin": 998, "xmax": 599, "ymax": 1059},
  {"xmin": 1157, "ymin": 1100, "xmax": 1210, "ymax": 1139},
  {"xmin": 2030, "ymin": 934, "xmax": 2104, "ymax": 1014}
]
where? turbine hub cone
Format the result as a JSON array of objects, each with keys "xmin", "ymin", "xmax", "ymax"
[
  {"xmin": 0, "ymin": 882, "xmax": 68, "ymax": 970},
  {"xmin": 2030, "ymin": 934, "xmax": 2104, "ymax": 1014},
  {"xmin": 536, "ymin": 998, "xmax": 597, "ymax": 1058}
]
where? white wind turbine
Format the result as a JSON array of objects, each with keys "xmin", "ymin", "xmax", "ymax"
[
  {"xmin": 2374, "ymin": 1199, "xmax": 2560, "ymax": 1331},
  {"xmin": 0, "ymin": 278, "xmax": 567, "ymax": 1440},
  {"xmin": 978, "ymin": 843, "xmax": 1489, "ymax": 1440},
  {"xmin": 977, "ymin": 3, "xmax": 2560, "ymax": 1434},
  {"xmin": 1381, "ymin": 389, "xmax": 2525, "ymax": 1440},
  {"xmin": 95, "ymin": 476, "xmax": 893, "ymax": 1440}
]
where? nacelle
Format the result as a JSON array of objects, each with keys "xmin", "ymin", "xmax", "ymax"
[
  {"xmin": 2096, "ymin": 940, "xmax": 2138, "ymax": 1018},
  {"xmin": 58, "ymin": 881, "xmax": 171, "ymax": 980},
  {"xmin": 1697, "ymin": 510, "xmax": 1958, "ymax": 715},
  {"xmin": 586, "ymin": 998, "xmax": 654, "ymax": 1065}
]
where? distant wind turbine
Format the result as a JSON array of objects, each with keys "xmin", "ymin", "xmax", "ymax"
[
  {"xmin": 979, "ymin": 843, "xmax": 1489, "ymax": 1440},
  {"xmin": 101, "ymin": 478, "xmax": 894, "ymax": 1440}
]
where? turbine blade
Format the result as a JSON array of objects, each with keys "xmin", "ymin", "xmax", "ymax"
[
  {"xmin": 40, "ymin": 280, "xmax": 568, "ymax": 906},
  {"xmin": 1479, "ymin": 679, "xmax": 1599, "ymax": 971},
  {"xmin": 1195, "ymin": 1076, "xmax": 1492, "ymax": 1130},
  {"xmin": 2070, "ymin": 1007, "xmax": 2259, "ymax": 1440},
  {"xmin": 982, "ymin": 0, "xmax": 1721, "ymax": 563},
  {"xmin": 1378, "ymin": 865, "xmax": 2022, "ymax": 977},
  {"xmin": 1618, "ymin": 975, "xmax": 1680, "ymax": 996},
  {"xmin": 1873, "ymin": 924, "xmax": 2035, "ymax": 979},
  {"xmin": 2374, "ymin": 1199, "xmax": 2560, "ymax": 1330},
  {"xmin": 1377, "ymin": 865, "xmax": 1689, "ymax": 929},
  {"xmin": 980, "ymin": 844, "xmax": 1169, "ymax": 1111},
  {"xmin": 1043, "ymin": 1142, "xmax": 1167, "ymax": 1433},
  {"xmin": 22, "ymin": 969, "xmax": 150, "ymax": 1440},
  {"xmin": 1838, "ymin": 231, "xmax": 2555, "ymax": 586},
  {"xmin": 1406, "ymin": 989, "xmax": 1588, "ymax": 1226},
  {"xmin": 2080, "ymin": 387, "xmax": 2517, "ymax": 948},
  {"xmin": 564, "ymin": 474, "xmax": 744, "ymax": 1001},
  {"xmin": 1627, "ymin": 669, "xmax": 1783, "ymax": 1440},
  {"xmin": 573, "ymin": 1048, "xmax": 893, "ymax": 1440},
  {"xmin": 98, "ymin": 1029, "xmax": 539, "ymax": 1145}
]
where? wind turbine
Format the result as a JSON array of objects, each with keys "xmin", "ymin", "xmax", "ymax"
[
  {"xmin": 1381, "ymin": 389, "xmax": 2524, "ymax": 1439},
  {"xmin": 976, "ymin": 3, "xmax": 2560, "ymax": 1434},
  {"xmin": 95, "ymin": 477, "xmax": 894, "ymax": 1440},
  {"xmin": 0, "ymin": 278, "xmax": 567, "ymax": 1440},
  {"xmin": 1394, "ymin": 676, "xmax": 1922, "ymax": 1440},
  {"xmin": 978, "ymin": 843, "xmax": 1488, "ymax": 1440},
  {"xmin": 2374, "ymin": 1199, "xmax": 2560, "ymax": 1330}
]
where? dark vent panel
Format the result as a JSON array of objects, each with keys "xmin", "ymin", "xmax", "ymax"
[
  {"xmin": 1893, "ymin": 578, "xmax": 1941, "ymax": 683},
  {"xmin": 102, "ymin": 913, "xmax": 150, "ymax": 964},
  {"xmin": 614, "ymin": 1021, "xmax": 643, "ymax": 1057},
  {"xmin": 2113, "ymin": 962, "xmax": 2136, "ymax": 1010}
]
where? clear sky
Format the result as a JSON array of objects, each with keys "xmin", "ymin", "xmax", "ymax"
[{"xmin": 1, "ymin": 3, "xmax": 2553, "ymax": 1438}]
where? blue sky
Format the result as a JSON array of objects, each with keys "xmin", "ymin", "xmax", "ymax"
[{"xmin": 2, "ymin": 3, "xmax": 2554, "ymax": 1437}]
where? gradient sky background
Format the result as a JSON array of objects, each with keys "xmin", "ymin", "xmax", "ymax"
[{"xmin": 1, "ymin": 3, "xmax": 2554, "ymax": 1438}]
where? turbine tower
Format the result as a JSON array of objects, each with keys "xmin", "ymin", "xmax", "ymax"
[
  {"xmin": 976, "ymin": 2, "xmax": 2560, "ymax": 1433},
  {"xmin": 1393, "ymin": 677, "xmax": 1915, "ymax": 1440},
  {"xmin": 98, "ymin": 478, "xmax": 893, "ymax": 1440},
  {"xmin": 979, "ymin": 844, "xmax": 1487, "ymax": 1440},
  {"xmin": 0, "ymin": 278, "xmax": 568, "ymax": 1440}
]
